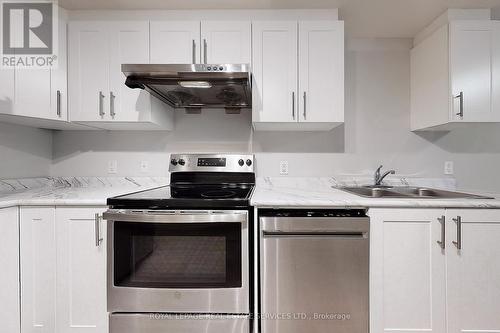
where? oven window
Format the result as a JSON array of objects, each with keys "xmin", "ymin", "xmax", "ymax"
[{"xmin": 113, "ymin": 222, "xmax": 242, "ymax": 288}]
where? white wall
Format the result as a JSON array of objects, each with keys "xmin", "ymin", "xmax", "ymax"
[
  {"xmin": 50, "ymin": 38, "xmax": 500, "ymax": 192},
  {"xmin": 0, "ymin": 123, "xmax": 52, "ymax": 179}
]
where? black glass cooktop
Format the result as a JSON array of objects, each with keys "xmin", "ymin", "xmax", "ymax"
[{"xmin": 107, "ymin": 184, "xmax": 254, "ymax": 209}]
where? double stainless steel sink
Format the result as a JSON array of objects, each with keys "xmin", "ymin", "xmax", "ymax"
[{"xmin": 340, "ymin": 186, "xmax": 493, "ymax": 199}]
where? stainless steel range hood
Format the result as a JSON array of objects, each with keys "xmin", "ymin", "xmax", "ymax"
[{"xmin": 122, "ymin": 64, "xmax": 251, "ymax": 112}]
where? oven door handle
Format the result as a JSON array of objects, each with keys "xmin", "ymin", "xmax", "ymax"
[{"xmin": 103, "ymin": 210, "xmax": 247, "ymax": 223}]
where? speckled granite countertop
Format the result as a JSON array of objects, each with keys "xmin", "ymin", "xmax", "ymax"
[
  {"xmin": 250, "ymin": 177, "xmax": 500, "ymax": 209},
  {"xmin": 1, "ymin": 176, "xmax": 499, "ymax": 210},
  {"xmin": 0, "ymin": 177, "xmax": 168, "ymax": 209}
]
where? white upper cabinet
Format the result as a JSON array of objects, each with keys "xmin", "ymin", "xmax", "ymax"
[
  {"xmin": 150, "ymin": 20, "xmax": 251, "ymax": 65},
  {"xmin": 150, "ymin": 21, "xmax": 200, "ymax": 64},
  {"xmin": 252, "ymin": 21, "xmax": 298, "ymax": 126},
  {"xmin": 411, "ymin": 19, "xmax": 500, "ymax": 130},
  {"xmin": 450, "ymin": 21, "xmax": 499, "ymax": 122},
  {"xmin": 68, "ymin": 21, "xmax": 110, "ymax": 123},
  {"xmin": 68, "ymin": 21, "xmax": 173, "ymax": 130},
  {"xmin": 201, "ymin": 21, "xmax": 251, "ymax": 64},
  {"xmin": 298, "ymin": 21, "xmax": 344, "ymax": 124},
  {"xmin": 108, "ymin": 22, "xmax": 152, "ymax": 122},
  {"xmin": 14, "ymin": 12, "xmax": 68, "ymax": 122},
  {"xmin": 14, "ymin": 69, "xmax": 52, "ymax": 119},
  {"xmin": 0, "ymin": 10, "xmax": 74, "ymax": 129},
  {"xmin": 445, "ymin": 209, "xmax": 500, "ymax": 333},
  {"xmin": 252, "ymin": 20, "xmax": 345, "ymax": 131}
]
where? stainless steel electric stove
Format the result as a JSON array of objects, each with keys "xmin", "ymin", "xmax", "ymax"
[{"xmin": 104, "ymin": 154, "xmax": 254, "ymax": 333}]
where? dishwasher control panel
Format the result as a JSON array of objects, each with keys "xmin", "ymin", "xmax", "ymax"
[{"xmin": 259, "ymin": 208, "xmax": 367, "ymax": 218}]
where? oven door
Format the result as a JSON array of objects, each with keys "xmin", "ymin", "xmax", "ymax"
[{"xmin": 104, "ymin": 209, "xmax": 249, "ymax": 313}]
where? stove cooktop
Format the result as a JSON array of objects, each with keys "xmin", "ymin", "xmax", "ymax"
[
  {"xmin": 107, "ymin": 184, "xmax": 254, "ymax": 209},
  {"xmin": 108, "ymin": 154, "xmax": 255, "ymax": 209}
]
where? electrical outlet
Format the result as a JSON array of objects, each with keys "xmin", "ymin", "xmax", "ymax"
[
  {"xmin": 140, "ymin": 161, "xmax": 149, "ymax": 173},
  {"xmin": 108, "ymin": 160, "xmax": 118, "ymax": 174},
  {"xmin": 279, "ymin": 161, "xmax": 289, "ymax": 175},
  {"xmin": 444, "ymin": 161, "xmax": 454, "ymax": 175}
]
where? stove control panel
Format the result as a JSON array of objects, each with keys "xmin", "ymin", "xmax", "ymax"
[
  {"xmin": 169, "ymin": 154, "xmax": 254, "ymax": 173},
  {"xmin": 197, "ymin": 157, "xmax": 226, "ymax": 167}
]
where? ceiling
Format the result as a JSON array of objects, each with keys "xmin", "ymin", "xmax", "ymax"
[{"xmin": 60, "ymin": 0, "xmax": 500, "ymax": 37}]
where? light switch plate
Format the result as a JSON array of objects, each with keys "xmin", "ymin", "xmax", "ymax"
[
  {"xmin": 279, "ymin": 161, "xmax": 289, "ymax": 175},
  {"xmin": 108, "ymin": 160, "xmax": 118, "ymax": 174},
  {"xmin": 444, "ymin": 161, "xmax": 454, "ymax": 175}
]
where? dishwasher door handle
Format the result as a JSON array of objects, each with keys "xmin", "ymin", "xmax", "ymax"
[
  {"xmin": 262, "ymin": 231, "xmax": 367, "ymax": 239},
  {"xmin": 260, "ymin": 216, "xmax": 369, "ymax": 234}
]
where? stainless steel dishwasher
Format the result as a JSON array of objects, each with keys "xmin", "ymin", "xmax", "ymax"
[{"xmin": 259, "ymin": 209, "xmax": 369, "ymax": 333}]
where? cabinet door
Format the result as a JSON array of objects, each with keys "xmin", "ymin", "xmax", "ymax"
[
  {"xmin": 51, "ymin": 12, "xmax": 68, "ymax": 121},
  {"xmin": 20, "ymin": 207, "xmax": 56, "ymax": 333},
  {"xmin": 252, "ymin": 21, "xmax": 297, "ymax": 123},
  {"xmin": 109, "ymin": 21, "xmax": 151, "ymax": 122},
  {"xmin": 68, "ymin": 22, "xmax": 110, "ymax": 122},
  {"xmin": 56, "ymin": 207, "xmax": 107, "ymax": 333},
  {"xmin": 450, "ymin": 21, "xmax": 500, "ymax": 122},
  {"xmin": 201, "ymin": 21, "xmax": 251, "ymax": 64},
  {"xmin": 369, "ymin": 209, "xmax": 446, "ymax": 333},
  {"xmin": 446, "ymin": 209, "xmax": 500, "ymax": 333},
  {"xmin": 298, "ymin": 21, "xmax": 344, "ymax": 123},
  {"xmin": 150, "ymin": 21, "xmax": 200, "ymax": 64},
  {"xmin": 14, "ymin": 68, "xmax": 52, "ymax": 119},
  {"xmin": 0, "ymin": 207, "xmax": 20, "ymax": 333}
]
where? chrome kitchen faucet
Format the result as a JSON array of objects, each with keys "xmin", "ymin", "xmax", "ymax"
[{"xmin": 374, "ymin": 165, "xmax": 396, "ymax": 186}]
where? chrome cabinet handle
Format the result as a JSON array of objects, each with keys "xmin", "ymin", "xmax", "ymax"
[
  {"xmin": 303, "ymin": 91, "xmax": 307, "ymax": 120},
  {"xmin": 454, "ymin": 91, "xmax": 464, "ymax": 118},
  {"xmin": 98, "ymin": 91, "xmax": 105, "ymax": 117},
  {"xmin": 292, "ymin": 92, "xmax": 295, "ymax": 120},
  {"xmin": 95, "ymin": 213, "xmax": 103, "ymax": 247},
  {"xmin": 192, "ymin": 39, "xmax": 196, "ymax": 64},
  {"xmin": 56, "ymin": 90, "xmax": 61, "ymax": 117},
  {"xmin": 437, "ymin": 215, "xmax": 445, "ymax": 249},
  {"xmin": 110, "ymin": 91, "xmax": 116, "ymax": 117},
  {"xmin": 452, "ymin": 216, "xmax": 462, "ymax": 250},
  {"xmin": 203, "ymin": 39, "xmax": 207, "ymax": 64}
]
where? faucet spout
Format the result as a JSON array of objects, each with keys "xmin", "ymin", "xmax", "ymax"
[{"xmin": 374, "ymin": 165, "xmax": 396, "ymax": 186}]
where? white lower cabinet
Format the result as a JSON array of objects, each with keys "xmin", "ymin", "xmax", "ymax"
[
  {"xmin": 20, "ymin": 207, "xmax": 57, "ymax": 333},
  {"xmin": 445, "ymin": 209, "xmax": 500, "ymax": 333},
  {"xmin": 19, "ymin": 206, "xmax": 108, "ymax": 333},
  {"xmin": 0, "ymin": 207, "xmax": 21, "ymax": 333},
  {"xmin": 369, "ymin": 209, "xmax": 446, "ymax": 333},
  {"xmin": 369, "ymin": 208, "xmax": 500, "ymax": 333},
  {"xmin": 56, "ymin": 207, "xmax": 108, "ymax": 333}
]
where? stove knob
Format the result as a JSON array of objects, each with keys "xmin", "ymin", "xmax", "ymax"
[
  {"xmin": 170, "ymin": 159, "xmax": 178, "ymax": 166},
  {"xmin": 238, "ymin": 159, "xmax": 245, "ymax": 166},
  {"xmin": 178, "ymin": 159, "xmax": 185, "ymax": 166},
  {"xmin": 246, "ymin": 159, "xmax": 252, "ymax": 166}
]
